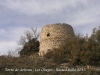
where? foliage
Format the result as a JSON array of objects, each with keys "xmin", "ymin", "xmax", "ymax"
[
  {"xmin": 18, "ymin": 28, "xmax": 40, "ymax": 56},
  {"xmin": 44, "ymin": 26, "xmax": 100, "ymax": 66},
  {"xmin": 0, "ymin": 55, "xmax": 100, "ymax": 75},
  {"xmin": 0, "ymin": 26, "xmax": 100, "ymax": 75},
  {"xmin": 19, "ymin": 38, "xmax": 39, "ymax": 56}
]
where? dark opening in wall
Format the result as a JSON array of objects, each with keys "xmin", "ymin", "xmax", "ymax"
[
  {"xmin": 48, "ymin": 49, "xmax": 51, "ymax": 51},
  {"xmin": 47, "ymin": 33, "xmax": 50, "ymax": 37}
]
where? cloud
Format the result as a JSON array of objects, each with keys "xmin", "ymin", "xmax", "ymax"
[
  {"xmin": 0, "ymin": 0, "xmax": 100, "ymax": 55},
  {"xmin": 0, "ymin": 27, "xmax": 32, "ymax": 42},
  {"xmin": 0, "ymin": 27, "xmax": 30, "ymax": 54},
  {"xmin": 0, "ymin": 29, "xmax": 5, "ymax": 34},
  {"xmin": 0, "ymin": 26, "xmax": 41, "ymax": 54},
  {"xmin": 65, "ymin": 0, "xmax": 100, "ymax": 26},
  {"xmin": 0, "ymin": 41, "xmax": 17, "ymax": 54},
  {"xmin": 0, "ymin": 0, "xmax": 87, "ymax": 15}
]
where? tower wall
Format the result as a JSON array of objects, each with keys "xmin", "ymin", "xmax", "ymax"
[{"xmin": 39, "ymin": 23, "xmax": 74, "ymax": 55}]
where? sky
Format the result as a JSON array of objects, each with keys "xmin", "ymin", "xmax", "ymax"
[{"xmin": 0, "ymin": 0, "xmax": 100, "ymax": 55}]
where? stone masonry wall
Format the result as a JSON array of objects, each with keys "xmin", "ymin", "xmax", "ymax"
[{"xmin": 39, "ymin": 23, "xmax": 74, "ymax": 55}]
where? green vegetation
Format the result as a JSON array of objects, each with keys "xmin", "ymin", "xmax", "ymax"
[
  {"xmin": 0, "ymin": 54, "xmax": 100, "ymax": 75},
  {"xmin": 18, "ymin": 28, "xmax": 39, "ymax": 56},
  {"xmin": 0, "ymin": 26, "xmax": 100, "ymax": 75},
  {"xmin": 45, "ymin": 26, "xmax": 100, "ymax": 66},
  {"xmin": 19, "ymin": 38, "xmax": 39, "ymax": 56}
]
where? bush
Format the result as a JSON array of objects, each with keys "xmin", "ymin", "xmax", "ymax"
[
  {"xmin": 18, "ymin": 28, "xmax": 40, "ymax": 56},
  {"xmin": 44, "ymin": 26, "xmax": 100, "ymax": 66},
  {"xmin": 0, "ymin": 26, "xmax": 100, "ymax": 75}
]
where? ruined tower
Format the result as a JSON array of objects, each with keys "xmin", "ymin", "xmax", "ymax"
[{"xmin": 39, "ymin": 23, "xmax": 74, "ymax": 55}]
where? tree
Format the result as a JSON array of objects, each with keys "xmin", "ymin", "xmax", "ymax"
[
  {"xmin": 44, "ymin": 26, "xmax": 100, "ymax": 66},
  {"xmin": 18, "ymin": 28, "xmax": 40, "ymax": 57}
]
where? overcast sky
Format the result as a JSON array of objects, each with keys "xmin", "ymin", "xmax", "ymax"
[{"xmin": 0, "ymin": 0, "xmax": 100, "ymax": 55}]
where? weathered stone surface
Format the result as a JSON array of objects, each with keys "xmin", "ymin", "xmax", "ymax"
[{"xmin": 39, "ymin": 23, "xmax": 74, "ymax": 55}]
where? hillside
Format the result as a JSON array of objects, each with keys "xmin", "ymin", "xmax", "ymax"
[{"xmin": 0, "ymin": 26, "xmax": 100, "ymax": 75}]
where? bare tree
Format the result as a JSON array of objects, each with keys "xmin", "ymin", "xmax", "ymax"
[
  {"xmin": 18, "ymin": 27, "xmax": 39, "ymax": 46},
  {"xmin": 18, "ymin": 27, "xmax": 40, "ymax": 56}
]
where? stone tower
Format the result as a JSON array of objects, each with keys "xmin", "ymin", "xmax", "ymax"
[{"xmin": 39, "ymin": 23, "xmax": 74, "ymax": 55}]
